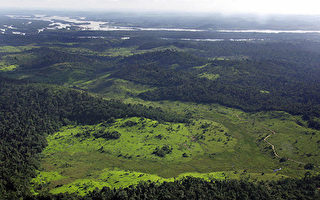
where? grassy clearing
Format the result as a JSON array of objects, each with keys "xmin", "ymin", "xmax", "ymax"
[
  {"xmin": 44, "ymin": 42, "xmax": 79, "ymax": 46},
  {"xmin": 47, "ymin": 168, "xmax": 171, "ymax": 196},
  {"xmin": 0, "ymin": 45, "xmax": 38, "ymax": 53},
  {"xmin": 43, "ymin": 117, "xmax": 235, "ymax": 163},
  {"xmin": 33, "ymin": 116, "xmax": 242, "ymax": 194},
  {"xmin": 32, "ymin": 97, "xmax": 319, "ymax": 195},
  {"xmin": 34, "ymin": 108, "xmax": 299, "ymax": 195},
  {"xmin": 252, "ymin": 112, "xmax": 320, "ymax": 170},
  {"xmin": 120, "ymin": 98, "xmax": 320, "ymax": 175},
  {"xmin": 60, "ymin": 47, "xmax": 97, "ymax": 54},
  {"xmin": 39, "ymin": 62, "xmax": 94, "ymax": 85},
  {"xmin": 198, "ymin": 72, "xmax": 220, "ymax": 80},
  {"xmin": 51, "ymin": 45, "xmax": 188, "ymax": 58},
  {"xmin": 51, "ymin": 46, "xmax": 139, "ymax": 57},
  {"xmin": 49, "ymin": 179, "xmax": 111, "ymax": 196},
  {"xmin": 74, "ymin": 78, "xmax": 156, "ymax": 97},
  {"xmin": 213, "ymin": 57, "xmax": 229, "ymax": 61},
  {"xmin": 193, "ymin": 63, "xmax": 210, "ymax": 69},
  {"xmin": 0, "ymin": 64, "xmax": 18, "ymax": 71},
  {"xmin": 33, "ymin": 167, "xmax": 284, "ymax": 196},
  {"xmin": 31, "ymin": 171, "xmax": 66, "ymax": 195},
  {"xmin": 1, "ymin": 53, "xmax": 37, "ymax": 68},
  {"xmin": 260, "ymin": 90, "xmax": 270, "ymax": 94},
  {"xmin": 105, "ymin": 47, "xmax": 137, "ymax": 57}
]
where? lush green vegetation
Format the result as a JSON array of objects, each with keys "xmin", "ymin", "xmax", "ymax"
[
  {"xmin": 26, "ymin": 104, "xmax": 320, "ymax": 196},
  {"xmin": 0, "ymin": 64, "xmax": 17, "ymax": 71},
  {"xmin": 0, "ymin": 77, "xmax": 187, "ymax": 199},
  {"xmin": 1, "ymin": 17, "xmax": 320, "ymax": 199}
]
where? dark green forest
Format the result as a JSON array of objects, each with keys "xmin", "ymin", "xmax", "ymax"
[{"xmin": 111, "ymin": 49, "xmax": 320, "ymax": 129}]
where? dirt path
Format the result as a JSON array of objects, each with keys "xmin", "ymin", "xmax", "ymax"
[
  {"xmin": 263, "ymin": 128, "xmax": 280, "ymax": 158},
  {"xmin": 263, "ymin": 128, "xmax": 306, "ymax": 165},
  {"xmin": 234, "ymin": 113, "xmax": 305, "ymax": 165}
]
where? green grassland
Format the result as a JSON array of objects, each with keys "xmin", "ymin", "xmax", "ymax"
[
  {"xmin": 96, "ymin": 79, "xmax": 320, "ymax": 177},
  {"xmin": 43, "ymin": 117, "xmax": 235, "ymax": 163},
  {"xmin": 35, "ymin": 116, "xmax": 239, "ymax": 194},
  {"xmin": 0, "ymin": 63, "xmax": 18, "ymax": 71},
  {"xmin": 252, "ymin": 112, "xmax": 320, "ymax": 167},
  {"xmin": 0, "ymin": 45, "xmax": 38, "ymax": 53},
  {"xmin": 260, "ymin": 90, "xmax": 270, "ymax": 94},
  {"xmin": 105, "ymin": 47, "xmax": 139, "ymax": 57},
  {"xmin": 0, "ymin": 53, "xmax": 37, "ymax": 77},
  {"xmin": 50, "ymin": 45, "xmax": 185, "ymax": 57},
  {"xmin": 198, "ymin": 72, "xmax": 220, "ymax": 80},
  {"xmin": 122, "ymin": 97, "xmax": 320, "ymax": 175},
  {"xmin": 35, "ymin": 62, "xmax": 96, "ymax": 85},
  {"xmin": 72, "ymin": 77, "xmax": 156, "ymax": 97},
  {"xmin": 193, "ymin": 63, "xmax": 211, "ymax": 69},
  {"xmin": 32, "ymin": 167, "xmax": 285, "ymax": 196},
  {"xmin": 32, "ymin": 105, "xmax": 317, "ymax": 195}
]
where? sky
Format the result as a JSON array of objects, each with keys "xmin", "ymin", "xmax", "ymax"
[{"xmin": 1, "ymin": 0, "xmax": 320, "ymax": 15}]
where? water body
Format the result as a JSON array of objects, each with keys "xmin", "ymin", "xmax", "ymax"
[
  {"xmin": 217, "ymin": 29, "xmax": 320, "ymax": 34},
  {"xmin": 12, "ymin": 31, "xmax": 26, "ymax": 35},
  {"xmin": 181, "ymin": 38, "xmax": 224, "ymax": 42},
  {"xmin": 7, "ymin": 15, "xmax": 204, "ymax": 32},
  {"xmin": 6, "ymin": 15, "xmax": 320, "ymax": 34},
  {"xmin": 177, "ymin": 38, "xmax": 265, "ymax": 42}
]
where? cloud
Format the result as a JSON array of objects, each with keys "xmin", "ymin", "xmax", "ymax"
[{"xmin": 1, "ymin": 0, "xmax": 320, "ymax": 15}]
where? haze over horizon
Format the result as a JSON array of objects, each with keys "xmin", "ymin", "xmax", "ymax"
[{"xmin": 1, "ymin": 0, "xmax": 320, "ymax": 16}]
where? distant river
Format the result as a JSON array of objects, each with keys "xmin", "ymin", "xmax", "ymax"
[
  {"xmin": 6, "ymin": 15, "xmax": 320, "ymax": 34},
  {"xmin": 217, "ymin": 29, "xmax": 320, "ymax": 34}
]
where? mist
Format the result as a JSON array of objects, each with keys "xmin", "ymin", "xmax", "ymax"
[{"xmin": 1, "ymin": 0, "xmax": 320, "ymax": 15}]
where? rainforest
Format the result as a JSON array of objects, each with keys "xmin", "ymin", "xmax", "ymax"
[{"xmin": 0, "ymin": 11, "xmax": 320, "ymax": 199}]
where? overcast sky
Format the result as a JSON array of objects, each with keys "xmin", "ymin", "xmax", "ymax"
[{"xmin": 2, "ymin": 0, "xmax": 320, "ymax": 15}]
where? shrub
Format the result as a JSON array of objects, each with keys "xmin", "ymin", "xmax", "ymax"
[
  {"xmin": 152, "ymin": 145, "xmax": 173, "ymax": 157},
  {"xmin": 304, "ymin": 163, "xmax": 314, "ymax": 170},
  {"xmin": 93, "ymin": 130, "xmax": 121, "ymax": 140}
]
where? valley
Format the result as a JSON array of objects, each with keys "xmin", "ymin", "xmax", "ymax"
[
  {"xmin": 30, "ymin": 100, "xmax": 320, "ymax": 195},
  {"xmin": 1, "ymin": 12, "xmax": 320, "ymax": 199}
]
